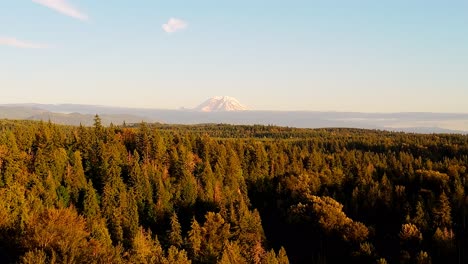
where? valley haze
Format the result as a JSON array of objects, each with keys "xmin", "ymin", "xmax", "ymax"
[{"xmin": 1, "ymin": 100, "xmax": 467, "ymax": 134}]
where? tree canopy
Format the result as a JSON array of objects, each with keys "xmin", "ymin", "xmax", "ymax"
[{"xmin": 0, "ymin": 119, "xmax": 468, "ymax": 263}]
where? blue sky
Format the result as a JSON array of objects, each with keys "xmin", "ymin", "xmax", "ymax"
[{"xmin": 1, "ymin": 0, "xmax": 467, "ymax": 112}]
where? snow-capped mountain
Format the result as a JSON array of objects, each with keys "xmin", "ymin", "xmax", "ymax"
[{"xmin": 194, "ymin": 96, "xmax": 250, "ymax": 112}]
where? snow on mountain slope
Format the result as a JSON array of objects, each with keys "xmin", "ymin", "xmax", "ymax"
[{"xmin": 194, "ymin": 96, "xmax": 249, "ymax": 112}]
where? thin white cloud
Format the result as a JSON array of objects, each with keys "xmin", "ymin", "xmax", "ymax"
[
  {"xmin": 162, "ymin": 18, "xmax": 188, "ymax": 33},
  {"xmin": 32, "ymin": 0, "xmax": 88, "ymax": 21},
  {"xmin": 0, "ymin": 37, "xmax": 46, "ymax": 49}
]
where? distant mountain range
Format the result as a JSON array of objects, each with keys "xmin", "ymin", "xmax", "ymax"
[
  {"xmin": 0, "ymin": 105, "xmax": 152, "ymax": 126},
  {"xmin": 1, "ymin": 101, "xmax": 468, "ymax": 134}
]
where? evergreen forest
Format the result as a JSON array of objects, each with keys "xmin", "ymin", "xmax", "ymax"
[{"xmin": 1, "ymin": 117, "xmax": 468, "ymax": 263}]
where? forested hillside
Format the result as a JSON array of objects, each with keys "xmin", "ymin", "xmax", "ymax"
[{"xmin": 1, "ymin": 118, "xmax": 468, "ymax": 263}]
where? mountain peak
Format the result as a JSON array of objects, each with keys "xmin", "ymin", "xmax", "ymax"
[{"xmin": 195, "ymin": 96, "xmax": 249, "ymax": 112}]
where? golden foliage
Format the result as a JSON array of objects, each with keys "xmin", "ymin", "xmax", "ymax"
[
  {"xmin": 23, "ymin": 207, "xmax": 90, "ymax": 263},
  {"xmin": 399, "ymin": 223, "xmax": 423, "ymax": 241}
]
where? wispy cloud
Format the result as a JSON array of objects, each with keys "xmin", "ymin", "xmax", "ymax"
[
  {"xmin": 32, "ymin": 0, "xmax": 88, "ymax": 21},
  {"xmin": 0, "ymin": 37, "xmax": 47, "ymax": 49},
  {"xmin": 162, "ymin": 18, "xmax": 188, "ymax": 33}
]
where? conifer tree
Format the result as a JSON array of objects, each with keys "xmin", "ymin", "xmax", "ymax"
[
  {"xmin": 187, "ymin": 217, "xmax": 202, "ymax": 259},
  {"xmin": 433, "ymin": 192, "xmax": 452, "ymax": 228},
  {"xmin": 277, "ymin": 247, "xmax": 290, "ymax": 264},
  {"xmin": 168, "ymin": 212, "xmax": 183, "ymax": 248},
  {"xmin": 218, "ymin": 242, "xmax": 246, "ymax": 264}
]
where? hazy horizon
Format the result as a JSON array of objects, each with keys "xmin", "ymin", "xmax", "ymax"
[
  {"xmin": 4, "ymin": 100, "xmax": 468, "ymax": 115},
  {"xmin": 1, "ymin": 1, "xmax": 467, "ymax": 112}
]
